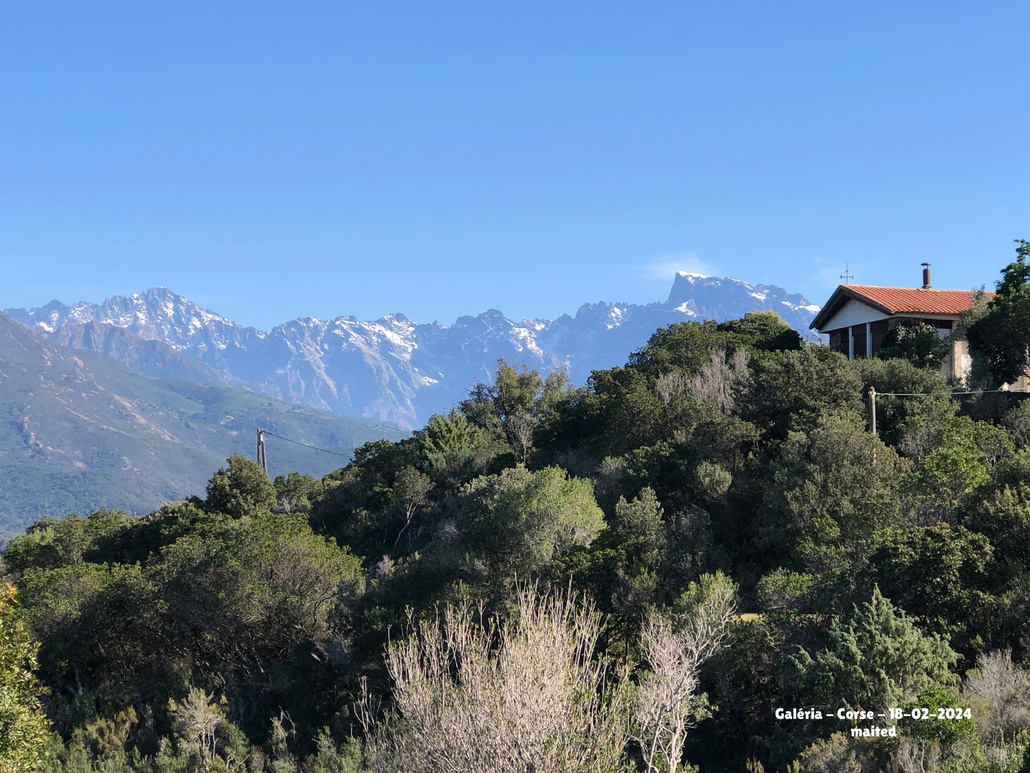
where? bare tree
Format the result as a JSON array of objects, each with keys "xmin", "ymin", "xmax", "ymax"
[
  {"xmin": 656, "ymin": 371, "xmax": 688, "ymax": 406},
  {"xmin": 898, "ymin": 424, "xmax": 939, "ymax": 462},
  {"xmin": 889, "ymin": 738, "xmax": 943, "ymax": 773},
  {"xmin": 685, "ymin": 350, "xmax": 750, "ymax": 414},
  {"xmin": 595, "ymin": 456, "xmax": 626, "ymax": 502},
  {"xmin": 393, "ymin": 466, "xmax": 434, "ymax": 548},
  {"xmin": 359, "ymin": 586, "xmax": 630, "ymax": 773},
  {"xmin": 506, "ymin": 412, "xmax": 539, "ymax": 462},
  {"xmin": 632, "ymin": 573, "xmax": 736, "ymax": 773},
  {"xmin": 965, "ymin": 649, "xmax": 1030, "ymax": 745},
  {"xmin": 798, "ymin": 732, "xmax": 873, "ymax": 773},
  {"xmin": 169, "ymin": 686, "xmax": 223, "ymax": 770}
]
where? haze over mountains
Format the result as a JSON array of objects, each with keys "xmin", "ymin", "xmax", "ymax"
[{"xmin": 6, "ymin": 273, "xmax": 820, "ymax": 430}]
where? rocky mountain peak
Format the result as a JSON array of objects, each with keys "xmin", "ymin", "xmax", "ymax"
[
  {"xmin": 5, "ymin": 274, "xmax": 821, "ymax": 430},
  {"xmin": 661, "ymin": 273, "xmax": 819, "ymax": 321}
]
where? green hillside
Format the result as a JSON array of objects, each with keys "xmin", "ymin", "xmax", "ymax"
[
  {"xmin": 0, "ymin": 313, "xmax": 407, "ymax": 537},
  {"xmin": 11, "ymin": 276, "xmax": 1030, "ymax": 771}
]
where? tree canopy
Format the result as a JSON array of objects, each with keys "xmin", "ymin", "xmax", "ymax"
[
  {"xmin": 0, "ymin": 583, "xmax": 52, "ymax": 772},
  {"xmin": 967, "ymin": 240, "xmax": 1030, "ymax": 386},
  {"xmin": 7, "ymin": 301, "xmax": 1030, "ymax": 772}
]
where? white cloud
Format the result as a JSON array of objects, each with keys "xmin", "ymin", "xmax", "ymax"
[{"xmin": 642, "ymin": 253, "xmax": 719, "ymax": 282}]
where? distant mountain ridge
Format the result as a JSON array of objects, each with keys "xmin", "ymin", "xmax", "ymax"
[
  {"xmin": 6, "ymin": 275, "xmax": 821, "ymax": 430},
  {"xmin": 0, "ymin": 312, "xmax": 407, "ymax": 537}
]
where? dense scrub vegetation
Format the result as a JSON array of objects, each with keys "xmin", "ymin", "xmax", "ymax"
[{"xmin": 8, "ymin": 255, "xmax": 1030, "ymax": 772}]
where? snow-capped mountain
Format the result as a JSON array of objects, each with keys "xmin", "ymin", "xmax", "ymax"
[
  {"xmin": 5, "ymin": 274, "xmax": 820, "ymax": 430},
  {"xmin": 14, "ymin": 288, "xmax": 266, "ymax": 370},
  {"xmin": 662, "ymin": 271, "xmax": 820, "ymax": 320}
]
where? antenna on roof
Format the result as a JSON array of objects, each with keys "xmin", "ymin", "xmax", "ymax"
[{"xmin": 841, "ymin": 264, "xmax": 854, "ymax": 285}]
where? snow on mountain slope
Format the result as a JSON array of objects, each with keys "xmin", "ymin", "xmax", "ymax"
[{"xmin": 6, "ymin": 275, "xmax": 820, "ymax": 429}]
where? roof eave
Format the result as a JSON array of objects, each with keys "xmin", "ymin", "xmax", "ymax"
[
  {"xmin": 810, "ymin": 286, "xmax": 895, "ymax": 330},
  {"xmin": 809, "ymin": 287, "xmax": 847, "ymax": 330}
]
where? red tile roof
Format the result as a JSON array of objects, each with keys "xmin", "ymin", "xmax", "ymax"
[
  {"xmin": 845, "ymin": 285, "xmax": 988, "ymax": 315},
  {"xmin": 810, "ymin": 285, "xmax": 992, "ymax": 330}
]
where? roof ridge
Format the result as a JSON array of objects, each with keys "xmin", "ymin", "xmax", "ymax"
[
  {"xmin": 845, "ymin": 284, "xmax": 979, "ymax": 291},
  {"xmin": 811, "ymin": 284, "xmax": 989, "ymax": 330}
]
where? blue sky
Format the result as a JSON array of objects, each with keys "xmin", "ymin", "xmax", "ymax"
[{"xmin": 2, "ymin": 2, "xmax": 1028, "ymax": 330}]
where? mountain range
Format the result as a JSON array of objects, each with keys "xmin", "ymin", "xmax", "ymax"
[
  {"xmin": 5, "ymin": 273, "xmax": 821, "ymax": 430},
  {"xmin": 0, "ymin": 313, "xmax": 407, "ymax": 539}
]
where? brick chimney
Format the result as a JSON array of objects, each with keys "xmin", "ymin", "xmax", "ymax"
[{"xmin": 921, "ymin": 262, "xmax": 932, "ymax": 290}]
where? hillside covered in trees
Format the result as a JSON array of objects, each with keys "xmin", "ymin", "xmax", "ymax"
[
  {"xmin": 0, "ymin": 312, "xmax": 407, "ymax": 540},
  {"xmin": 7, "ymin": 252, "xmax": 1030, "ymax": 772}
]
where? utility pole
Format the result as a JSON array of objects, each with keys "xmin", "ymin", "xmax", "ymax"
[
  {"xmin": 869, "ymin": 387, "xmax": 877, "ymax": 437},
  {"xmin": 256, "ymin": 427, "xmax": 267, "ymax": 474},
  {"xmin": 868, "ymin": 387, "xmax": 877, "ymax": 465}
]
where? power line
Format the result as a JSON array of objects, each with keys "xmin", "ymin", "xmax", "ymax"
[
  {"xmin": 867, "ymin": 385, "xmax": 1026, "ymax": 457},
  {"xmin": 256, "ymin": 386, "xmax": 1023, "ymax": 465},
  {"xmin": 876, "ymin": 388, "xmax": 1028, "ymax": 397},
  {"xmin": 260, "ymin": 429, "xmax": 353, "ymax": 459}
]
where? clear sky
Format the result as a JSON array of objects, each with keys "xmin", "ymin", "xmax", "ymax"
[{"xmin": 2, "ymin": 2, "xmax": 1028, "ymax": 330}]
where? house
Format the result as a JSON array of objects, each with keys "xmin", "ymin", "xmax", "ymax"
[{"xmin": 809, "ymin": 264, "xmax": 987, "ymax": 381}]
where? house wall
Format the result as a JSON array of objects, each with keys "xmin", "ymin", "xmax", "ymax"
[
  {"xmin": 870, "ymin": 319, "xmax": 890, "ymax": 355},
  {"xmin": 888, "ymin": 317, "xmax": 954, "ymax": 332},
  {"xmin": 853, "ymin": 324, "xmax": 868, "ymax": 358},
  {"xmin": 950, "ymin": 338, "xmax": 970, "ymax": 380},
  {"xmin": 819, "ymin": 299, "xmax": 890, "ymax": 331},
  {"xmin": 828, "ymin": 329, "xmax": 848, "ymax": 356},
  {"xmin": 821, "ymin": 312, "xmax": 964, "ymax": 371}
]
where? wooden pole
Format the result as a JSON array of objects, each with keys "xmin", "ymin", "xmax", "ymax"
[
  {"xmin": 257, "ymin": 427, "xmax": 267, "ymax": 474},
  {"xmin": 869, "ymin": 387, "xmax": 877, "ymax": 438},
  {"xmin": 869, "ymin": 387, "xmax": 877, "ymax": 466}
]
